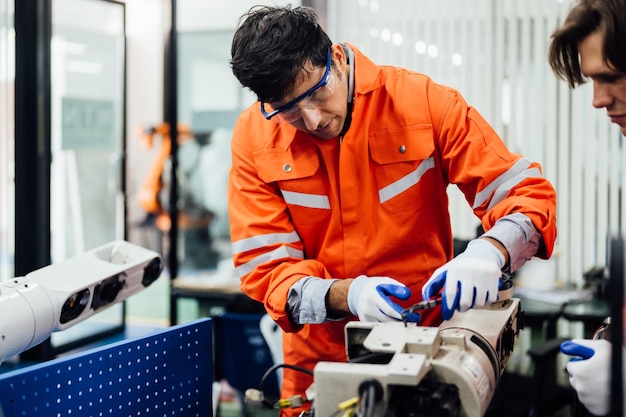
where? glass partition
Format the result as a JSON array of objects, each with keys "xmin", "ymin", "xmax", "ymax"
[
  {"xmin": 174, "ymin": 2, "xmax": 258, "ymax": 276},
  {"xmin": 50, "ymin": 0, "xmax": 126, "ymax": 349},
  {"xmin": 0, "ymin": 0, "xmax": 14, "ymax": 282},
  {"xmin": 176, "ymin": 30, "xmax": 247, "ymax": 271},
  {"xmin": 166, "ymin": 1, "xmax": 296, "ymax": 323}
]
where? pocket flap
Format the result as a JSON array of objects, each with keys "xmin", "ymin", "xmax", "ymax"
[
  {"xmin": 253, "ymin": 141, "xmax": 319, "ymax": 183},
  {"xmin": 369, "ymin": 125, "xmax": 435, "ymax": 164}
]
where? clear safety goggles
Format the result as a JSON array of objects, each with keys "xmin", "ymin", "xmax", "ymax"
[{"xmin": 260, "ymin": 49, "xmax": 335, "ymax": 124}]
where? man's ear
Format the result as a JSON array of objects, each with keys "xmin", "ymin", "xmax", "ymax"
[{"xmin": 331, "ymin": 43, "xmax": 348, "ymax": 70}]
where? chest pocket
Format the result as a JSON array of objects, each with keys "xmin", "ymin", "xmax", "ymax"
[
  {"xmin": 369, "ymin": 125, "xmax": 436, "ymax": 213},
  {"xmin": 254, "ymin": 142, "xmax": 330, "ymax": 224}
]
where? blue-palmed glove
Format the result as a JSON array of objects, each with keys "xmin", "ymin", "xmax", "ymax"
[
  {"xmin": 560, "ymin": 338, "xmax": 611, "ymax": 416},
  {"xmin": 347, "ymin": 275, "xmax": 420, "ymax": 323},
  {"xmin": 422, "ymin": 238, "xmax": 505, "ymax": 320}
]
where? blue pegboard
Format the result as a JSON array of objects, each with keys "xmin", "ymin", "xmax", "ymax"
[{"xmin": 0, "ymin": 318, "xmax": 213, "ymax": 417}]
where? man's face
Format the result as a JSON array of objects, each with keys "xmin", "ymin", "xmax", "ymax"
[
  {"xmin": 579, "ymin": 30, "xmax": 626, "ymax": 136},
  {"xmin": 268, "ymin": 44, "xmax": 349, "ymax": 139}
]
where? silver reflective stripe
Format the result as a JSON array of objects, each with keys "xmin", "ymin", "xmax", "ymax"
[
  {"xmin": 487, "ymin": 167, "xmax": 542, "ymax": 211},
  {"xmin": 232, "ymin": 231, "xmax": 301, "ymax": 254},
  {"xmin": 379, "ymin": 157, "xmax": 435, "ymax": 204},
  {"xmin": 236, "ymin": 245, "xmax": 304, "ymax": 277},
  {"xmin": 473, "ymin": 157, "xmax": 533, "ymax": 209},
  {"xmin": 281, "ymin": 189, "xmax": 330, "ymax": 209}
]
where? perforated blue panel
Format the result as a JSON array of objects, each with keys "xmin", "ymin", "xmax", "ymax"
[{"xmin": 0, "ymin": 318, "xmax": 213, "ymax": 417}]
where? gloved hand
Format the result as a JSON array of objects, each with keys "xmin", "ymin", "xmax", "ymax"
[
  {"xmin": 347, "ymin": 275, "xmax": 420, "ymax": 322},
  {"xmin": 560, "ymin": 338, "xmax": 611, "ymax": 416},
  {"xmin": 421, "ymin": 238, "xmax": 504, "ymax": 320}
]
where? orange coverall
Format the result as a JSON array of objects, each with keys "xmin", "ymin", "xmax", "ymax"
[{"xmin": 228, "ymin": 45, "xmax": 557, "ymax": 415}]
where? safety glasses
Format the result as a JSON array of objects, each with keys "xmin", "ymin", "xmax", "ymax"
[{"xmin": 260, "ymin": 49, "xmax": 333, "ymax": 123}]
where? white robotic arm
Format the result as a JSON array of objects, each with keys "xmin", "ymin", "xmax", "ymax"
[{"xmin": 0, "ymin": 240, "xmax": 163, "ymax": 364}]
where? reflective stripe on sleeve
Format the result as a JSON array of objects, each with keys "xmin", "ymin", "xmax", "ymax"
[
  {"xmin": 280, "ymin": 189, "xmax": 331, "ymax": 209},
  {"xmin": 487, "ymin": 167, "xmax": 542, "ymax": 211},
  {"xmin": 236, "ymin": 245, "xmax": 305, "ymax": 277},
  {"xmin": 232, "ymin": 231, "xmax": 301, "ymax": 254},
  {"xmin": 379, "ymin": 157, "xmax": 435, "ymax": 204},
  {"xmin": 472, "ymin": 157, "xmax": 538, "ymax": 209}
]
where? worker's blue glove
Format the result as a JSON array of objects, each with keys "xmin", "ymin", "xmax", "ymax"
[
  {"xmin": 348, "ymin": 275, "xmax": 420, "ymax": 322},
  {"xmin": 560, "ymin": 338, "xmax": 611, "ymax": 416},
  {"xmin": 422, "ymin": 238, "xmax": 504, "ymax": 320}
]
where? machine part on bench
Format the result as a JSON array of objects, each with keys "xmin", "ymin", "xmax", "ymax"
[{"xmin": 312, "ymin": 298, "xmax": 522, "ymax": 417}]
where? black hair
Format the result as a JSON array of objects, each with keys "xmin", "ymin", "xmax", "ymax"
[{"xmin": 230, "ymin": 5, "xmax": 332, "ymax": 103}]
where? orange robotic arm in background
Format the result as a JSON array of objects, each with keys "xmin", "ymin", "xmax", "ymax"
[
  {"xmin": 135, "ymin": 122, "xmax": 220, "ymax": 270},
  {"xmin": 136, "ymin": 122, "xmax": 195, "ymax": 231}
]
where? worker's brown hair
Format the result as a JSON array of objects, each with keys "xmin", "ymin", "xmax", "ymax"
[{"xmin": 548, "ymin": 0, "xmax": 626, "ymax": 87}]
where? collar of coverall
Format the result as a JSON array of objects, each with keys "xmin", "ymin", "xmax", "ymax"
[{"xmin": 338, "ymin": 43, "xmax": 355, "ymax": 138}]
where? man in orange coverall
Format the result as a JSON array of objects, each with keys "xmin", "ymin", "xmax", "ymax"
[{"xmin": 228, "ymin": 5, "xmax": 557, "ymax": 415}]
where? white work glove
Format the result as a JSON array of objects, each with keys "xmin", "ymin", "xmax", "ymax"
[
  {"xmin": 421, "ymin": 238, "xmax": 504, "ymax": 320},
  {"xmin": 347, "ymin": 275, "xmax": 420, "ymax": 322},
  {"xmin": 560, "ymin": 338, "xmax": 611, "ymax": 416}
]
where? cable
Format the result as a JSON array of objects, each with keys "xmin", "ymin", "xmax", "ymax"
[
  {"xmin": 254, "ymin": 363, "xmax": 315, "ymax": 409},
  {"xmin": 328, "ymin": 397, "xmax": 358, "ymax": 417},
  {"xmin": 348, "ymin": 352, "xmax": 394, "ymax": 364},
  {"xmin": 360, "ymin": 384, "xmax": 375, "ymax": 417},
  {"xmin": 355, "ymin": 379, "xmax": 383, "ymax": 417},
  {"xmin": 258, "ymin": 363, "xmax": 313, "ymax": 391}
]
